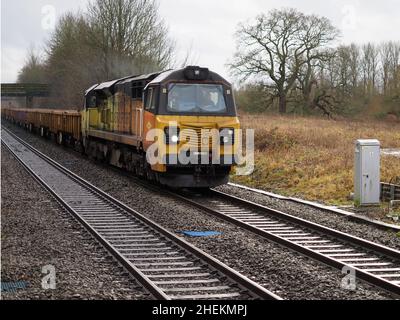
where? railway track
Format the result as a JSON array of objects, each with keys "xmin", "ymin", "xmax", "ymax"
[
  {"xmin": 4, "ymin": 123, "xmax": 400, "ymax": 298},
  {"xmin": 1, "ymin": 128, "xmax": 281, "ymax": 301},
  {"xmin": 173, "ymin": 189, "xmax": 400, "ymax": 296}
]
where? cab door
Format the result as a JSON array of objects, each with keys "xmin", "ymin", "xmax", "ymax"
[{"xmin": 143, "ymin": 86, "xmax": 158, "ymax": 150}]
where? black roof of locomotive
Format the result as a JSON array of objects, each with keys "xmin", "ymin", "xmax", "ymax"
[
  {"xmin": 147, "ymin": 67, "xmax": 230, "ymax": 87},
  {"xmin": 118, "ymin": 71, "xmax": 162, "ymax": 86},
  {"xmin": 85, "ymin": 67, "xmax": 230, "ymax": 96},
  {"xmin": 85, "ymin": 72, "xmax": 161, "ymax": 96}
]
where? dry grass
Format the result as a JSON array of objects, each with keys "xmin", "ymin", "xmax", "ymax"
[{"xmin": 233, "ymin": 114, "xmax": 400, "ymax": 205}]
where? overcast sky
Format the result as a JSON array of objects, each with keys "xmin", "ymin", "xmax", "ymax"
[{"xmin": 1, "ymin": 0, "xmax": 400, "ymax": 83}]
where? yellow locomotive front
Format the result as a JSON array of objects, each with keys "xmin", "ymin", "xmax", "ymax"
[{"xmin": 142, "ymin": 67, "xmax": 240, "ymax": 188}]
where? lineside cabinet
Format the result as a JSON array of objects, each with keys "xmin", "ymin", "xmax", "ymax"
[{"xmin": 354, "ymin": 139, "xmax": 381, "ymax": 206}]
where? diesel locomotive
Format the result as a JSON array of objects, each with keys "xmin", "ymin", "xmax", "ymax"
[{"xmin": 2, "ymin": 66, "xmax": 241, "ymax": 188}]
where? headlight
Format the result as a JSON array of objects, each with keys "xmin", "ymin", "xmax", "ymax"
[
  {"xmin": 165, "ymin": 127, "xmax": 180, "ymax": 145},
  {"xmin": 220, "ymin": 128, "xmax": 234, "ymax": 145},
  {"xmin": 170, "ymin": 134, "xmax": 179, "ymax": 144}
]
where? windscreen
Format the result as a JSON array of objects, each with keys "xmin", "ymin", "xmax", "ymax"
[{"xmin": 167, "ymin": 84, "xmax": 227, "ymax": 114}]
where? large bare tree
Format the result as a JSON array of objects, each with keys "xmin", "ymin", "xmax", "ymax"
[
  {"xmin": 87, "ymin": 0, "xmax": 174, "ymax": 79},
  {"xmin": 230, "ymin": 8, "xmax": 339, "ymax": 113},
  {"xmin": 45, "ymin": 13, "xmax": 96, "ymax": 106}
]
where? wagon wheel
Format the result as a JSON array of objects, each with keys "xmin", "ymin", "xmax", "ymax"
[
  {"xmin": 131, "ymin": 162, "xmax": 138, "ymax": 175},
  {"xmin": 125, "ymin": 158, "xmax": 137, "ymax": 175},
  {"xmin": 74, "ymin": 140, "xmax": 84, "ymax": 154},
  {"xmin": 87, "ymin": 141, "xmax": 97, "ymax": 160}
]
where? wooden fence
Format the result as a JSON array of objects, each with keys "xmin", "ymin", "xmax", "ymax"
[{"xmin": 381, "ymin": 183, "xmax": 400, "ymax": 201}]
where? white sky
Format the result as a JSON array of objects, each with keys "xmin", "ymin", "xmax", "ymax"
[{"xmin": 1, "ymin": 0, "xmax": 400, "ymax": 83}]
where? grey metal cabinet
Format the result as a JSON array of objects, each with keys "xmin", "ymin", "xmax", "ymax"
[{"xmin": 354, "ymin": 139, "xmax": 381, "ymax": 206}]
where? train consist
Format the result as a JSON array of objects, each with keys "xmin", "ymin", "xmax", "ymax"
[{"xmin": 2, "ymin": 66, "xmax": 241, "ymax": 188}]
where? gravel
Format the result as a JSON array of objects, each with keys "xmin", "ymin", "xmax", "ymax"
[
  {"xmin": 2, "ymin": 123, "xmax": 397, "ymax": 300},
  {"xmin": 216, "ymin": 185, "xmax": 400, "ymax": 250},
  {"xmin": 1, "ymin": 146, "xmax": 150, "ymax": 300}
]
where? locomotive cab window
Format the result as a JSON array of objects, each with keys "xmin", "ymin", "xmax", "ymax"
[
  {"xmin": 85, "ymin": 95, "xmax": 96, "ymax": 109},
  {"xmin": 145, "ymin": 87, "xmax": 158, "ymax": 112},
  {"xmin": 167, "ymin": 84, "xmax": 227, "ymax": 114}
]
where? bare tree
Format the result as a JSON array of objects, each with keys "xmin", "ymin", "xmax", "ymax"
[
  {"xmin": 177, "ymin": 43, "xmax": 200, "ymax": 68},
  {"xmin": 87, "ymin": 0, "xmax": 174, "ymax": 79},
  {"xmin": 388, "ymin": 42, "xmax": 400, "ymax": 95},
  {"xmin": 348, "ymin": 44, "xmax": 360, "ymax": 91},
  {"xmin": 381, "ymin": 42, "xmax": 393, "ymax": 95},
  {"xmin": 17, "ymin": 46, "xmax": 47, "ymax": 83},
  {"xmin": 45, "ymin": 13, "xmax": 96, "ymax": 106},
  {"xmin": 337, "ymin": 46, "xmax": 352, "ymax": 95},
  {"xmin": 18, "ymin": 0, "xmax": 174, "ymax": 107},
  {"xmin": 361, "ymin": 43, "xmax": 379, "ymax": 96},
  {"xmin": 230, "ymin": 8, "xmax": 339, "ymax": 113}
]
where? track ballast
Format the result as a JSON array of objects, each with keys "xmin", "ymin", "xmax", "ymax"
[
  {"xmin": 175, "ymin": 189, "xmax": 400, "ymax": 296},
  {"xmin": 1, "ymin": 128, "xmax": 281, "ymax": 301}
]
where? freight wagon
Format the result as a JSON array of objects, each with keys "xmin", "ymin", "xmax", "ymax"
[{"xmin": 2, "ymin": 108, "xmax": 81, "ymax": 145}]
